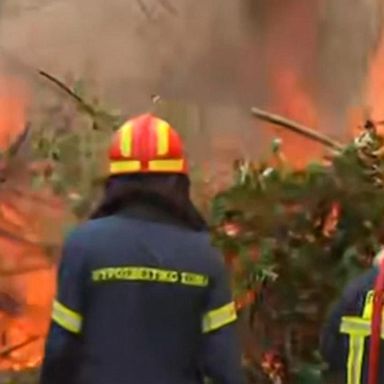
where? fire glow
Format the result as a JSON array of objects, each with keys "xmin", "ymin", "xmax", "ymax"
[
  {"xmin": 0, "ymin": 4, "xmax": 382, "ymax": 373},
  {"xmin": 0, "ymin": 76, "xmax": 56, "ymax": 371}
]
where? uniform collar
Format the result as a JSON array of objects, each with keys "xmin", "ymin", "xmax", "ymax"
[{"xmin": 117, "ymin": 203, "xmax": 187, "ymax": 228}]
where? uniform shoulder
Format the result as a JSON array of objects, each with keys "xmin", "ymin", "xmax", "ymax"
[
  {"xmin": 63, "ymin": 217, "xmax": 118, "ymax": 246},
  {"xmin": 343, "ymin": 267, "xmax": 377, "ymax": 298},
  {"xmin": 189, "ymin": 230, "xmax": 220, "ymax": 253},
  {"xmin": 190, "ymin": 231, "xmax": 227, "ymax": 272}
]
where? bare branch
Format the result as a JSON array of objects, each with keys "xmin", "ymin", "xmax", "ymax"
[
  {"xmin": 158, "ymin": 0, "xmax": 178, "ymax": 16},
  {"xmin": 251, "ymin": 107, "xmax": 344, "ymax": 150},
  {"xmin": 136, "ymin": 0, "xmax": 153, "ymax": 20},
  {"xmin": 0, "ymin": 265, "xmax": 54, "ymax": 277},
  {"xmin": 7, "ymin": 123, "xmax": 31, "ymax": 158},
  {"xmin": 0, "ymin": 336, "xmax": 40, "ymax": 357},
  {"xmin": 0, "ymin": 226, "xmax": 50, "ymax": 248},
  {"xmin": 39, "ymin": 70, "xmax": 97, "ymax": 118}
]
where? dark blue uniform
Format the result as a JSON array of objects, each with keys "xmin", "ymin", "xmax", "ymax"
[
  {"xmin": 320, "ymin": 267, "xmax": 384, "ymax": 384},
  {"xmin": 40, "ymin": 204, "xmax": 244, "ymax": 384}
]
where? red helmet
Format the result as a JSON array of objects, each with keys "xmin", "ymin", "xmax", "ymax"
[{"xmin": 108, "ymin": 114, "xmax": 188, "ymax": 175}]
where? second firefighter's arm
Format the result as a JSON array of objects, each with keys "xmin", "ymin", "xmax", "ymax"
[
  {"xmin": 40, "ymin": 231, "xmax": 87, "ymax": 384},
  {"xmin": 201, "ymin": 252, "xmax": 245, "ymax": 384},
  {"xmin": 319, "ymin": 279, "xmax": 365, "ymax": 372}
]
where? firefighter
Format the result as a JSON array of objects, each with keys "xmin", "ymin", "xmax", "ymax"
[
  {"xmin": 320, "ymin": 247, "xmax": 384, "ymax": 384},
  {"xmin": 40, "ymin": 114, "xmax": 245, "ymax": 384}
]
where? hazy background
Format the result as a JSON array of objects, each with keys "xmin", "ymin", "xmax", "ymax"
[
  {"xmin": 0, "ymin": 0, "xmax": 382, "ymax": 165},
  {"xmin": 0, "ymin": 1, "xmax": 383, "ymax": 369}
]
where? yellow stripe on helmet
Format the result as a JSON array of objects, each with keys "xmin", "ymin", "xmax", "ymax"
[
  {"xmin": 148, "ymin": 159, "xmax": 184, "ymax": 172},
  {"xmin": 109, "ymin": 159, "xmax": 185, "ymax": 175},
  {"xmin": 119, "ymin": 122, "xmax": 133, "ymax": 157},
  {"xmin": 110, "ymin": 160, "xmax": 141, "ymax": 174},
  {"xmin": 155, "ymin": 120, "xmax": 170, "ymax": 156}
]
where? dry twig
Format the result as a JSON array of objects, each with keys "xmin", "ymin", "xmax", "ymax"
[
  {"xmin": 39, "ymin": 70, "xmax": 97, "ymax": 118},
  {"xmin": 0, "ymin": 336, "xmax": 40, "ymax": 357},
  {"xmin": 136, "ymin": 0, "xmax": 153, "ymax": 20},
  {"xmin": 251, "ymin": 107, "xmax": 344, "ymax": 150},
  {"xmin": 159, "ymin": 0, "xmax": 178, "ymax": 15}
]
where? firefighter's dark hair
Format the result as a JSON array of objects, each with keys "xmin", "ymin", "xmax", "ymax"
[{"xmin": 89, "ymin": 173, "xmax": 207, "ymax": 231}]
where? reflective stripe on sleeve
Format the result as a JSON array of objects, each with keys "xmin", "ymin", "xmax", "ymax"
[
  {"xmin": 52, "ymin": 300, "xmax": 83, "ymax": 334},
  {"xmin": 340, "ymin": 316, "xmax": 371, "ymax": 384},
  {"xmin": 340, "ymin": 316, "xmax": 371, "ymax": 336},
  {"xmin": 362, "ymin": 290, "xmax": 374, "ymax": 318},
  {"xmin": 340, "ymin": 316, "xmax": 384, "ymax": 337},
  {"xmin": 340, "ymin": 292, "xmax": 384, "ymax": 384},
  {"xmin": 347, "ymin": 335, "xmax": 364, "ymax": 384},
  {"xmin": 202, "ymin": 302, "xmax": 237, "ymax": 333}
]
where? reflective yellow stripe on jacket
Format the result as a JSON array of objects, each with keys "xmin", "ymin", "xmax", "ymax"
[
  {"xmin": 202, "ymin": 302, "xmax": 237, "ymax": 333},
  {"xmin": 339, "ymin": 290, "xmax": 384, "ymax": 384},
  {"xmin": 53, "ymin": 267, "xmax": 235, "ymax": 335},
  {"xmin": 340, "ymin": 316, "xmax": 368, "ymax": 384},
  {"xmin": 92, "ymin": 266, "xmax": 234, "ymax": 332},
  {"xmin": 52, "ymin": 300, "xmax": 83, "ymax": 334}
]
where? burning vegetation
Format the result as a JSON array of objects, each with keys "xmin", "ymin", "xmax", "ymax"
[
  {"xmin": 0, "ymin": 0, "xmax": 382, "ymax": 382},
  {"xmin": 0, "ymin": 77, "xmax": 61, "ymax": 372}
]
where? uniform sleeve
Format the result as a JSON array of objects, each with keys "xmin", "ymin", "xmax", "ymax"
[
  {"xmin": 51, "ymin": 232, "xmax": 86, "ymax": 333},
  {"xmin": 40, "ymin": 231, "xmax": 87, "ymax": 384},
  {"xmin": 319, "ymin": 281, "xmax": 364, "ymax": 373},
  {"xmin": 200, "ymin": 252, "xmax": 246, "ymax": 384}
]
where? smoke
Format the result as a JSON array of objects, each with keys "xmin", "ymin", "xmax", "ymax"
[
  {"xmin": 0, "ymin": 0, "xmax": 382, "ymax": 154},
  {"xmin": 241, "ymin": 0, "xmax": 384, "ymax": 134},
  {"xmin": 0, "ymin": 0, "xmax": 253, "ymax": 169},
  {"xmin": 317, "ymin": 0, "xmax": 384, "ymax": 134},
  {"xmin": 0, "ymin": 0, "xmax": 246, "ymax": 109}
]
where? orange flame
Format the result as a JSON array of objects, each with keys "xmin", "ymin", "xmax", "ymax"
[
  {"xmin": 0, "ymin": 76, "xmax": 58, "ymax": 371},
  {"xmin": 347, "ymin": 33, "xmax": 384, "ymax": 138},
  {"xmin": 0, "ymin": 214, "xmax": 56, "ymax": 371},
  {"xmin": 249, "ymin": 0, "xmax": 323, "ymax": 168},
  {"xmin": 270, "ymin": 69, "xmax": 322, "ymax": 168},
  {"xmin": 367, "ymin": 34, "xmax": 384, "ymax": 133},
  {"xmin": 0, "ymin": 77, "xmax": 27, "ymax": 152}
]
